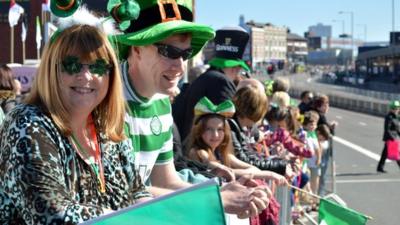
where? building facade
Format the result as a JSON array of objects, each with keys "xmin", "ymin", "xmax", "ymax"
[
  {"xmin": 242, "ymin": 20, "xmax": 287, "ymax": 71},
  {"xmin": 264, "ymin": 23, "xmax": 287, "ymax": 63},
  {"xmin": 356, "ymin": 33, "xmax": 400, "ymax": 85},
  {"xmin": 287, "ymin": 32, "xmax": 308, "ymax": 64},
  {"xmin": 308, "ymin": 23, "xmax": 332, "ymax": 38}
]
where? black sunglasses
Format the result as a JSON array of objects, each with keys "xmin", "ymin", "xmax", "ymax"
[
  {"xmin": 61, "ymin": 56, "xmax": 113, "ymax": 76},
  {"xmin": 153, "ymin": 43, "xmax": 193, "ymax": 60}
]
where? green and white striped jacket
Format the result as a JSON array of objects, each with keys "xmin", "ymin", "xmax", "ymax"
[{"xmin": 122, "ymin": 62, "xmax": 174, "ymax": 182}]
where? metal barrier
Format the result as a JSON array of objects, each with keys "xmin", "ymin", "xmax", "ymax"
[
  {"xmin": 275, "ymin": 185, "xmax": 291, "ymax": 225},
  {"xmin": 273, "ymin": 141, "xmax": 337, "ymax": 225}
]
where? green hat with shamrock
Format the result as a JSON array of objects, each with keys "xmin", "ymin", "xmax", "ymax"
[{"xmin": 108, "ymin": 0, "xmax": 215, "ymax": 60}]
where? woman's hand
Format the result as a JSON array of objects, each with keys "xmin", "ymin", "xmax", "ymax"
[{"xmin": 270, "ymin": 172, "xmax": 288, "ymax": 186}]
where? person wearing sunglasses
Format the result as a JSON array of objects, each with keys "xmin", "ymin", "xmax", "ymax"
[
  {"xmin": 0, "ymin": 8, "xmax": 152, "ymax": 224},
  {"xmin": 176, "ymin": 26, "xmax": 251, "ymax": 143},
  {"xmin": 109, "ymin": 0, "xmax": 271, "ymax": 218}
]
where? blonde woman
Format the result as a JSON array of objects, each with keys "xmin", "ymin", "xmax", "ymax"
[{"xmin": 0, "ymin": 10, "xmax": 150, "ymax": 224}]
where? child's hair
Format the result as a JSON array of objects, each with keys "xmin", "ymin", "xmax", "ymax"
[
  {"xmin": 302, "ymin": 110, "xmax": 320, "ymax": 126},
  {"xmin": 266, "ymin": 105, "xmax": 300, "ymax": 135},
  {"xmin": 233, "ymin": 86, "xmax": 268, "ymax": 123},
  {"xmin": 312, "ymin": 94, "xmax": 329, "ymax": 110},
  {"xmin": 300, "ymin": 90, "xmax": 313, "ymax": 100},
  {"xmin": 317, "ymin": 124, "xmax": 332, "ymax": 140},
  {"xmin": 272, "ymin": 77, "xmax": 290, "ymax": 93},
  {"xmin": 189, "ymin": 114, "xmax": 232, "ymax": 166},
  {"xmin": 286, "ymin": 107, "xmax": 301, "ymax": 135},
  {"xmin": 265, "ymin": 105, "xmax": 286, "ymax": 123}
]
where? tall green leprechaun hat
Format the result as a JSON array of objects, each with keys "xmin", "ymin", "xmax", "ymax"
[
  {"xmin": 51, "ymin": 0, "xmax": 82, "ymax": 17},
  {"xmin": 208, "ymin": 26, "xmax": 250, "ymax": 71},
  {"xmin": 108, "ymin": 0, "xmax": 215, "ymax": 60}
]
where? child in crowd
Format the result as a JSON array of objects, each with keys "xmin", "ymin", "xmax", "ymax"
[
  {"xmin": 312, "ymin": 94, "xmax": 336, "ymax": 196},
  {"xmin": 303, "ymin": 111, "xmax": 321, "ymax": 195},
  {"xmin": 312, "ymin": 94, "xmax": 337, "ymax": 134},
  {"xmin": 228, "ymin": 84, "xmax": 291, "ymax": 177},
  {"xmin": 188, "ymin": 97, "xmax": 287, "ymax": 186},
  {"xmin": 316, "ymin": 124, "xmax": 332, "ymax": 195},
  {"xmin": 264, "ymin": 106, "xmax": 314, "ymax": 158},
  {"xmin": 298, "ymin": 90, "xmax": 313, "ymax": 114}
]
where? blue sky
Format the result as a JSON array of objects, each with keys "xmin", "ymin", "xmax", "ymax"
[{"xmin": 195, "ymin": 0, "xmax": 397, "ymax": 42}]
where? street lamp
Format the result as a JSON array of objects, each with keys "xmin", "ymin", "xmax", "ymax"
[
  {"xmin": 339, "ymin": 11, "xmax": 354, "ymax": 53},
  {"xmin": 332, "ymin": 19, "xmax": 345, "ymax": 48},
  {"xmin": 392, "ymin": 0, "xmax": 395, "ymax": 31},
  {"xmin": 356, "ymin": 24, "xmax": 367, "ymax": 43}
]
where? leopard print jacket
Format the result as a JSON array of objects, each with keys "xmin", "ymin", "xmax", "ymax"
[{"xmin": 0, "ymin": 104, "xmax": 151, "ymax": 225}]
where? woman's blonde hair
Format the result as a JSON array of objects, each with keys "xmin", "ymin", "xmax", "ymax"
[
  {"xmin": 25, "ymin": 24, "xmax": 125, "ymax": 142},
  {"xmin": 189, "ymin": 115, "xmax": 232, "ymax": 167},
  {"xmin": 233, "ymin": 86, "xmax": 268, "ymax": 123}
]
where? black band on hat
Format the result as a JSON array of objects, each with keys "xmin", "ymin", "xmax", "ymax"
[{"xmin": 125, "ymin": 4, "xmax": 193, "ymax": 33}]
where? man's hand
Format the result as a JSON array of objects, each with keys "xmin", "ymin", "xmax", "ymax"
[{"xmin": 220, "ymin": 174, "xmax": 270, "ymax": 218}]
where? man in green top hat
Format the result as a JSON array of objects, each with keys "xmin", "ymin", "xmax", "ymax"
[
  {"xmin": 176, "ymin": 26, "xmax": 250, "ymax": 142},
  {"xmin": 377, "ymin": 100, "xmax": 400, "ymax": 173},
  {"xmin": 109, "ymin": 0, "xmax": 270, "ymax": 218}
]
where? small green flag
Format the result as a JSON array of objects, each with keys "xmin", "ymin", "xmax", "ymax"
[
  {"xmin": 82, "ymin": 179, "xmax": 226, "ymax": 225},
  {"xmin": 318, "ymin": 199, "xmax": 368, "ymax": 225}
]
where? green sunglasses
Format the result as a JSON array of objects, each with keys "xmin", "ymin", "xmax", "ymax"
[{"xmin": 61, "ymin": 56, "xmax": 113, "ymax": 76}]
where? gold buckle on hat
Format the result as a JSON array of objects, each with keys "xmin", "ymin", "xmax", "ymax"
[{"xmin": 158, "ymin": 0, "xmax": 182, "ymax": 22}]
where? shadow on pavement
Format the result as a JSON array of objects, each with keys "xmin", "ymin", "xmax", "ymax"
[{"xmin": 336, "ymin": 172, "xmax": 377, "ymax": 176}]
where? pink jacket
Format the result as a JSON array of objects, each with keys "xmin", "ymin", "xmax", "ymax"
[{"xmin": 265, "ymin": 128, "xmax": 313, "ymax": 158}]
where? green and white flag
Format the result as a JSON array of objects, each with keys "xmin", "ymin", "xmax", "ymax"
[
  {"xmin": 82, "ymin": 179, "xmax": 226, "ymax": 225},
  {"xmin": 318, "ymin": 199, "xmax": 368, "ymax": 225}
]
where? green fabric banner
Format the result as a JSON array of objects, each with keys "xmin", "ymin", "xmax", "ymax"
[
  {"xmin": 318, "ymin": 199, "xmax": 368, "ymax": 225},
  {"xmin": 82, "ymin": 179, "xmax": 226, "ymax": 225}
]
